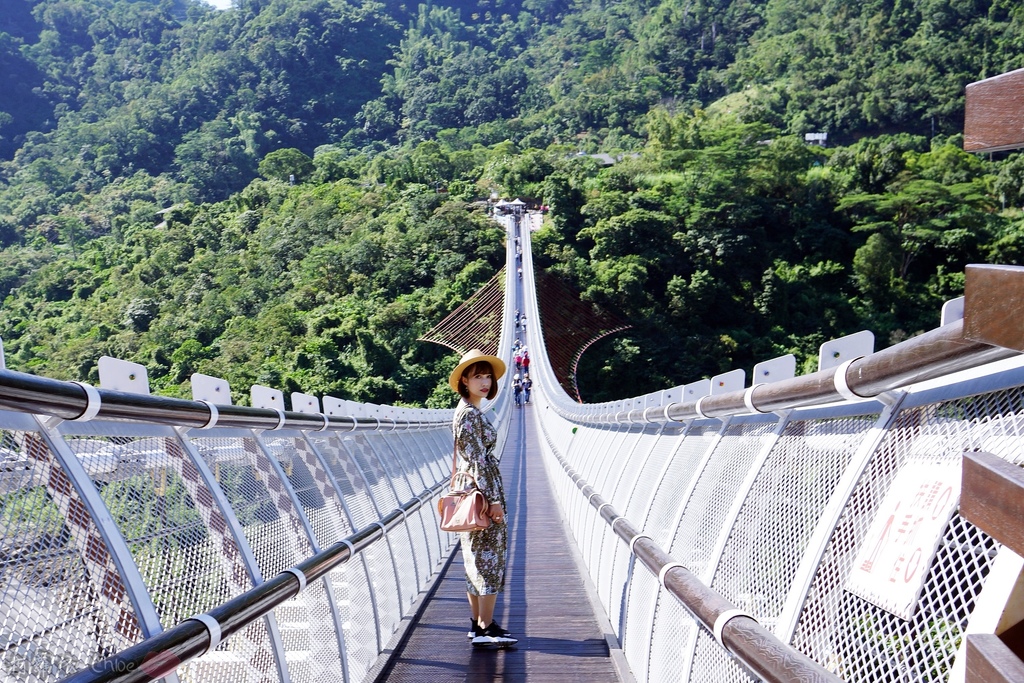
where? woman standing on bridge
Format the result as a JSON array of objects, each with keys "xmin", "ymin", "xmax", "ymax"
[{"xmin": 449, "ymin": 349, "xmax": 518, "ymax": 648}]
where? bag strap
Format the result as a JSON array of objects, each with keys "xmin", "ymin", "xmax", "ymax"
[
  {"xmin": 450, "ymin": 422, "xmax": 486, "ymax": 503},
  {"xmin": 450, "ymin": 431, "xmax": 458, "ymax": 489}
]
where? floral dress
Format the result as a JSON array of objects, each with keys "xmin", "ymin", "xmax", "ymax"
[{"xmin": 453, "ymin": 399, "xmax": 508, "ymax": 595}]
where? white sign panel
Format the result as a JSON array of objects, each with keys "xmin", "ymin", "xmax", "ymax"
[{"xmin": 845, "ymin": 461, "xmax": 961, "ymax": 620}]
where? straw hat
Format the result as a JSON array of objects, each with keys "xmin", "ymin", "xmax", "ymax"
[{"xmin": 448, "ymin": 349, "xmax": 507, "ymax": 393}]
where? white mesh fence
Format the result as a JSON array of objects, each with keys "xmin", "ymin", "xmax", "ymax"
[
  {"xmin": 6, "ymin": 348, "xmax": 1024, "ymax": 682},
  {"xmin": 0, "ymin": 407, "xmax": 455, "ymax": 683},
  {"xmin": 533, "ymin": 358, "xmax": 1024, "ymax": 682}
]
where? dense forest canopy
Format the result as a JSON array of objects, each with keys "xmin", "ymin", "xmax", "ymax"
[{"xmin": 0, "ymin": 0, "xmax": 1022, "ymax": 405}]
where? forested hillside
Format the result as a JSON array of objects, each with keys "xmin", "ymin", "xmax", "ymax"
[{"xmin": 1, "ymin": 0, "xmax": 1023, "ymax": 404}]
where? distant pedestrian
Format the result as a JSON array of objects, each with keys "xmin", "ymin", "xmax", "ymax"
[
  {"xmin": 523, "ymin": 374, "xmax": 532, "ymax": 404},
  {"xmin": 522, "ymin": 352, "xmax": 530, "ymax": 374},
  {"xmin": 513, "ymin": 377, "xmax": 523, "ymax": 407}
]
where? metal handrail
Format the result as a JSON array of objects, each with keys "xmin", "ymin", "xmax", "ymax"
[
  {"xmin": 17, "ymin": 214, "xmax": 1013, "ymax": 683},
  {"xmin": 0, "ymin": 368, "xmax": 448, "ymax": 431},
  {"xmin": 57, "ymin": 483, "xmax": 446, "ymax": 683},
  {"xmin": 546, "ymin": 318, "xmax": 1016, "ymax": 424}
]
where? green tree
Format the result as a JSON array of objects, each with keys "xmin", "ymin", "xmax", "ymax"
[{"xmin": 258, "ymin": 148, "xmax": 314, "ymax": 183}]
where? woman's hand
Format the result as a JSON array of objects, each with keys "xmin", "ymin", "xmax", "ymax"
[{"xmin": 489, "ymin": 502, "xmax": 505, "ymax": 523}]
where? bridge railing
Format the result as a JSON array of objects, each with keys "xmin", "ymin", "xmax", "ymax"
[
  {"xmin": 0, "ymin": 217, "xmax": 522, "ymax": 683},
  {"xmin": 0, "ymin": 369, "xmax": 459, "ymax": 683},
  {"xmin": 517, "ymin": 227, "xmax": 1024, "ymax": 682}
]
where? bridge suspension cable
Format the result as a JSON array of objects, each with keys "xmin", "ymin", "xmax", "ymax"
[{"xmin": 417, "ymin": 267, "xmax": 506, "ymax": 356}]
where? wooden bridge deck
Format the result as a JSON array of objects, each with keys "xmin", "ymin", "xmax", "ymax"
[{"xmin": 374, "ymin": 404, "xmax": 630, "ymax": 682}]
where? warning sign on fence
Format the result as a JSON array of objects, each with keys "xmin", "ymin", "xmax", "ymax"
[{"xmin": 845, "ymin": 460, "xmax": 961, "ymax": 620}]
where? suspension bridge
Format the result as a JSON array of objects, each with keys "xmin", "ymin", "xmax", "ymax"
[{"xmin": 1, "ymin": 200, "xmax": 1024, "ymax": 683}]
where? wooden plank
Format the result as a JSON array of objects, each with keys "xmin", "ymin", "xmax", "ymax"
[
  {"xmin": 378, "ymin": 406, "xmax": 624, "ymax": 682},
  {"xmin": 961, "ymin": 450, "xmax": 1024, "ymax": 557},
  {"xmin": 964, "ymin": 67, "xmax": 1024, "ymax": 153},
  {"xmin": 963, "ymin": 264, "xmax": 1024, "ymax": 353},
  {"xmin": 1000, "ymin": 619, "xmax": 1024, "ymax": 662},
  {"xmin": 966, "ymin": 634, "xmax": 1024, "ymax": 682}
]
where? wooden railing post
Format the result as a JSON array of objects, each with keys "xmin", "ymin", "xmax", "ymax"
[
  {"xmin": 961, "ymin": 450, "xmax": 1024, "ymax": 681},
  {"xmin": 964, "ymin": 67, "xmax": 1024, "ymax": 154}
]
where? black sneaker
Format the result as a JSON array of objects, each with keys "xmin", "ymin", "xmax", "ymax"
[
  {"xmin": 467, "ymin": 620, "xmax": 512, "ymax": 639},
  {"xmin": 472, "ymin": 622, "xmax": 517, "ymax": 648}
]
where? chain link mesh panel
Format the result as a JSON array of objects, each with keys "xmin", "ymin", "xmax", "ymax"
[
  {"xmin": 415, "ymin": 428, "xmax": 449, "ymax": 481},
  {"xmin": 57, "ymin": 421, "xmax": 280, "ymax": 683},
  {"xmin": 565, "ymin": 425, "xmax": 601, "ymax": 543},
  {"xmin": 409, "ymin": 506, "xmax": 439, "ymax": 582},
  {"xmin": 601, "ymin": 426, "xmax": 663, "ymax": 635},
  {"xmin": 325, "ymin": 561, "xmax": 375, "ymax": 683},
  {"xmin": 305, "ymin": 432, "xmax": 403, "ymax": 653},
  {"xmin": 363, "ymin": 434, "xmax": 414, "ymax": 502},
  {"xmin": 616, "ymin": 425, "xmax": 684, "ymax": 516},
  {"xmin": 335, "ymin": 436, "xmax": 404, "ymax": 646},
  {"xmin": 263, "ymin": 432, "xmax": 353, "ymax": 550},
  {"xmin": 641, "ymin": 423, "xmax": 719, "ymax": 547},
  {"xmin": 668, "ymin": 420, "xmax": 777, "ymax": 579},
  {"xmin": 685, "ymin": 413, "xmax": 881, "ymax": 682},
  {"xmin": 362, "ymin": 437, "xmax": 430, "ymax": 600},
  {"xmin": 288, "ymin": 430, "xmax": 388, "ymax": 678},
  {"xmin": 401, "ymin": 431, "xmax": 434, "ymax": 484},
  {"xmin": 972, "ymin": 395, "xmax": 1024, "ymax": 465},
  {"xmin": 690, "ymin": 629, "xmax": 753, "ymax": 683},
  {"xmin": 308, "ymin": 433, "xmax": 381, "ymax": 529},
  {"xmin": 0, "ymin": 418, "xmax": 143, "ymax": 682},
  {"xmin": 790, "ymin": 388, "xmax": 1022, "ymax": 681},
  {"xmin": 621, "ymin": 558, "xmax": 662, "ymax": 682},
  {"xmin": 564, "ymin": 424, "xmax": 598, "ymax": 554},
  {"xmin": 389, "ymin": 432, "xmax": 430, "ymax": 492},
  {"xmin": 594, "ymin": 425, "xmax": 650, "ymax": 507},
  {"xmin": 342, "ymin": 435, "xmax": 399, "ymax": 512},
  {"xmin": 584, "ymin": 427, "xmax": 632, "ymax": 579},
  {"xmin": 540, "ymin": 416, "xmax": 580, "ymax": 546},
  {"xmin": 188, "ymin": 432, "xmax": 311, "ymax": 578},
  {"xmin": 711, "ymin": 414, "xmax": 879, "ymax": 629},
  {"xmin": 409, "ymin": 428, "xmax": 449, "ymax": 568},
  {"xmin": 619, "ymin": 424, "xmax": 687, "ymax": 680},
  {"xmin": 647, "ymin": 583, "xmax": 698, "ymax": 683},
  {"xmin": 187, "ymin": 430, "xmax": 338, "ymax": 683},
  {"xmin": 592, "ymin": 425, "xmax": 645, "ymax": 595}
]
